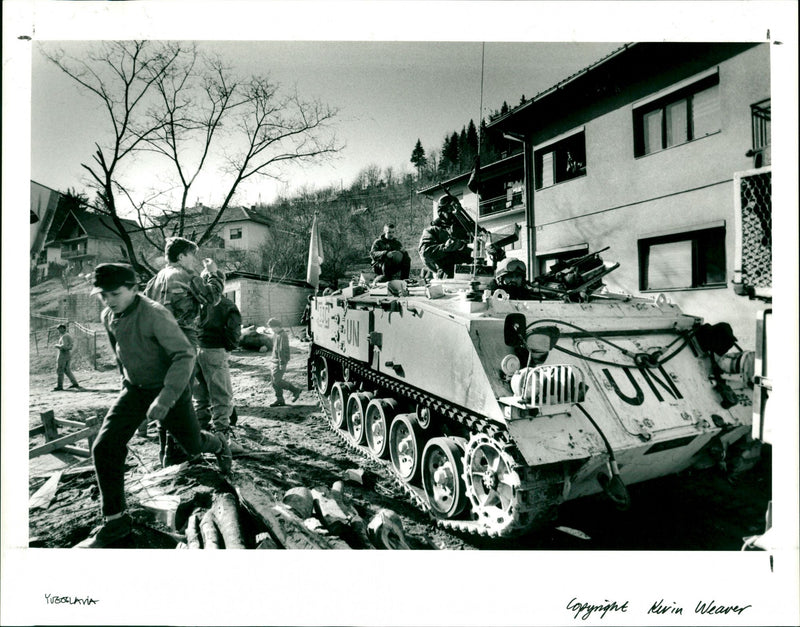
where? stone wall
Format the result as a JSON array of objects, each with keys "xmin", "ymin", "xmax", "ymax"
[{"xmin": 59, "ymin": 292, "xmax": 103, "ymax": 323}]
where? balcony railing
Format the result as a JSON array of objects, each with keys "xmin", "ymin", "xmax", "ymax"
[{"xmin": 479, "ymin": 194, "xmax": 524, "ymax": 218}]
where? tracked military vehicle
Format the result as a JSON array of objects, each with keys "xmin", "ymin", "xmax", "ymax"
[{"xmin": 308, "ymin": 250, "xmax": 755, "ymax": 538}]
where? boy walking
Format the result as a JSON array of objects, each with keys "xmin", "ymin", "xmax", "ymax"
[
  {"xmin": 54, "ymin": 323, "xmax": 81, "ymax": 390},
  {"xmin": 76, "ymin": 263, "xmax": 231, "ymax": 548},
  {"xmin": 267, "ymin": 318, "xmax": 301, "ymax": 407},
  {"xmin": 195, "ymin": 295, "xmax": 242, "ymax": 452}
]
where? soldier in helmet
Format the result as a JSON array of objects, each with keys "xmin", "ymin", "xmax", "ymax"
[
  {"xmin": 488, "ymin": 258, "xmax": 539, "ymax": 300},
  {"xmin": 418, "ymin": 195, "xmax": 473, "ymax": 278}
]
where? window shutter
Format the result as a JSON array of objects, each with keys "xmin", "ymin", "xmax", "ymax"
[
  {"xmin": 643, "ymin": 109, "xmax": 662, "ymax": 154},
  {"xmin": 692, "ymin": 84, "xmax": 720, "ymax": 138},
  {"xmin": 540, "ymin": 151, "xmax": 554, "ymax": 187},
  {"xmin": 647, "ymin": 240, "xmax": 692, "ymax": 289}
]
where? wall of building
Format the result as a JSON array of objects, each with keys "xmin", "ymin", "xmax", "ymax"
[
  {"xmin": 494, "ymin": 44, "xmax": 770, "ymax": 348},
  {"xmin": 59, "ymin": 292, "xmax": 104, "ymax": 323},
  {"xmin": 225, "ymin": 277, "xmax": 311, "ymax": 327},
  {"xmin": 223, "ymin": 221, "xmax": 271, "ymax": 251}
]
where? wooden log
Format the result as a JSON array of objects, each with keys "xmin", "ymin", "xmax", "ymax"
[
  {"xmin": 211, "ymin": 493, "xmax": 246, "ymax": 549},
  {"xmin": 29, "ymin": 470, "xmax": 63, "ymax": 510},
  {"xmin": 55, "ymin": 418, "xmax": 91, "ymax": 429},
  {"xmin": 312, "ymin": 487, "xmax": 372, "ymax": 549},
  {"xmin": 29, "ymin": 425, "xmax": 46, "ymax": 438},
  {"xmin": 29, "ymin": 426, "xmax": 98, "ymax": 458},
  {"xmin": 234, "ymin": 483, "xmax": 332, "ymax": 549},
  {"xmin": 185, "ymin": 509, "xmax": 204, "ymax": 549},
  {"xmin": 283, "ymin": 486, "xmax": 314, "ymax": 519},
  {"xmin": 328, "ymin": 487, "xmax": 373, "ymax": 549},
  {"xmin": 200, "ymin": 509, "xmax": 222, "ymax": 549},
  {"xmin": 41, "ymin": 410, "xmax": 59, "ymax": 442},
  {"xmin": 61, "ymin": 445, "xmax": 91, "ymax": 458},
  {"xmin": 367, "ymin": 509, "xmax": 411, "ymax": 550},
  {"xmin": 311, "ymin": 489, "xmax": 350, "ymax": 535}
]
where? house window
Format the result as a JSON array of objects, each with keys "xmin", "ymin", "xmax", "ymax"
[
  {"xmin": 748, "ymin": 98, "xmax": 771, "ymax": 168},
  {"xmin": 537, "ymin": 246, "xmax": 589, "ymax": 275},
  {"xmin": 634, "ymin": 75, "xmax": 720, "ymax": 157},
  {"xmin": 229, "ymin": 227, "xmax": 242, "ymax": 240},
  {"xmin": 534, "ymin": 131, "xmax": 586, "ymax": 190},
  {"xmin": 638, "ymin": 226, "xmax": 726, "ymax": 291}
]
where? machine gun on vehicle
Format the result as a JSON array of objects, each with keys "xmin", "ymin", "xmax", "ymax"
[{"xmin": 530, "ymin": 247, "xmax": 619, "ymax": 300}]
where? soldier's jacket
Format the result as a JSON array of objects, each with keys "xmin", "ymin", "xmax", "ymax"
[
  {"xmin": 144, "ymin": 264, "xmax": 224, "ymax": 337},
  {"xmin": 370, "ymin": 235, "xmax": 405, "ymax": 264}
]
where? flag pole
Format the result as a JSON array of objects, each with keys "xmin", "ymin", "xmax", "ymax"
[{"xmin": 471, "ymin": 42, "xmax": 486, "ymax": 279}]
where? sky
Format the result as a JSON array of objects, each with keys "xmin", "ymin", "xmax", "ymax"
[{"xmin": 31, "ymin": 40, "xmax": 622, "ymax": 210}]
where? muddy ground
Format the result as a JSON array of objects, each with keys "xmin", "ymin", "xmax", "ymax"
[{"xmin": 28, "ymin": 329, "xmax": 771, "ymax": 550}]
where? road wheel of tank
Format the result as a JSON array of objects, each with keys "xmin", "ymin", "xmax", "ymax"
[
  {"xmin": 330, "ymin": 382, "xmax": 356, "ymax": 430},
  {"xmin": 463, "ymin": 433, "xmax": 522, "ymax": 531},
  {"xmin": 415, "ymin": 404, "xmax": 433, "ymax": 430},
  {"xmin": 389, "ymin": 413, "xmax": 424, "ymax": 483},
  {"xmin": 422, "ymin": 437, "xmax": 467, "ymax": 519},
  {"xmin": 312, "ymin": 353, "xmax": 335, "ymax": 396},
  {"xmin": 365, "ymin": 398, "xmax": 397, "ymax": 458},
  {"xmin": 346, "ymin": 391, "xmax": 374, "ymax": 445}
]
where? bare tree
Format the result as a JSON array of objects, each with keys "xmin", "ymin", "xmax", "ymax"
[
  {"xmin": 44, "ymin": 41, "xmax": 342, "ymax": 272},
  {"xmin": 197, "ymin": 79, "xmax": 341, "ymax": 245},
  {"xmin": 42, "ymin": 41, "xmax": 190, "ymax": 276}
]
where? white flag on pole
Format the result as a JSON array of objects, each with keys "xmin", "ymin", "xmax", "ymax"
[{"xmin": 306, "ymin": 215, "xmax": 324, "ymax": 289}]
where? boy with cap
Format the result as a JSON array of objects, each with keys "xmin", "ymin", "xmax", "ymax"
[
  {"xmin": 76, "ymin": 262, "xmax": 231, "ymax": 548},
  {"xmin": 267, "ymin": 317, "xmax": 301, "ymax": 407},
  {"xmin": 53, "ymin": 323, "xmax": 81, "ymax": 390}
]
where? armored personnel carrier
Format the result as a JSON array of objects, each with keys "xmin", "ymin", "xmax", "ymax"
[{"xmin": 307, "ymin": 251, "xmax": 754, "ymax": 537}]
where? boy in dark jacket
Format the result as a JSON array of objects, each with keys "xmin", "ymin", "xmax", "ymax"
[
  {"xmin": 370, "ymin": 223, "xmax": 411, "ymax": 281},
  {"xmin": 267, "ymin": 317, "xmax": 301, "ymax": 407},
  {"xmin": 75, "ymin": 263, "xmax": 231, "ymax": 548},
  {"xmin": 195, "ymin": 296, "xmax": 242, "ymax": 451}
]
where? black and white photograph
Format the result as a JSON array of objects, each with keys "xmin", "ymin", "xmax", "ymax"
[{"xmin": 2, "ymin": 2, "xmax": 798, "ymax": 625}]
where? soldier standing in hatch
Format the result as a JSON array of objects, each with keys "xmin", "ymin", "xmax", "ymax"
[
  {"xmin": 53, "ymin": 323, "xmax": 82, "ymax": 390},
  {"xmin": 76, "ymin": 263, "xmax": 231, "ymax": 548},
  {"xmin": 370, "ymin": 223, "xmax": 411, "ymax": 281},
  {"xmin": 144, "ymin": 236, "xmax": 225, "ymax": 465},
  {"xmin": 418, "ymin": 195, "xmax": 473, "ymax": 278}
]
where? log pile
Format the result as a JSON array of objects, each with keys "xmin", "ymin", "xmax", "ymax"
[{"xmin": 172, "ymin": 467, "xmax": 437, "ymax": 550}]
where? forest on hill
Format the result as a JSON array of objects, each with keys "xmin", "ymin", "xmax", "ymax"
[{"xmin": 243, "ymin": 108, "xmax": 522, "ymax": 286}]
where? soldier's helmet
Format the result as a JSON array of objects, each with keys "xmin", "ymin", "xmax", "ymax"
[
  {"xmin": 495, "ymin": 257, "xmax": 526, "ymax": 278},
  {"xmin": 437, "ymin": 194, "xmax": 457, "ymax": 212}
]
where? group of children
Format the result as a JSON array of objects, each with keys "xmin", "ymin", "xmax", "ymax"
[{"xmin": 63, "ymin": 237, "xmax": 302, "ymax": 548}]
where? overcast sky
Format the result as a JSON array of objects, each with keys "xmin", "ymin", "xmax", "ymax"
[{"xmin": 31, "ymin": 40, "xmax": 622, "ymax": 209}]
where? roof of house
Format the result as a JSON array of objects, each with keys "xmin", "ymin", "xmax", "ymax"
[
  {"xmin": 488, "ymin": 42, "xmax": 762, "ymax": 133},
  {"xmin": 182, "ymin": 205, "xmax": 273, "ymax": 228},
  {"xmin": 48, "ymin": 209, "xmax": 140, "ymax": 243}
]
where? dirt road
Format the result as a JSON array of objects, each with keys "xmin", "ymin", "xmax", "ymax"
[{"xmin": 28, "ymin": 333, "xmax": 771, "ymax": 550}]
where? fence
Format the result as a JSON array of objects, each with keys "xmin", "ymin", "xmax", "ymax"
[
  {"xmin": 733, "ymin": 167, "xmax": 772, "ymax": 292},
  {"xmin": 30, "ymin": 314, "xmax": 99, "ymax": 370}
]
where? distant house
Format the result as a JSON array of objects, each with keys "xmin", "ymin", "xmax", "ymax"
[
  {"xmin": 30, "ymin": 181, "xmax": 70, "ymax": 265},
  {"xmin": 223, "ymin": 271, "xmax": 312, "ymax": 327},
  {"xmin": 177, "ymin": 204, "xmax": 274, "ymax": 252}
]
